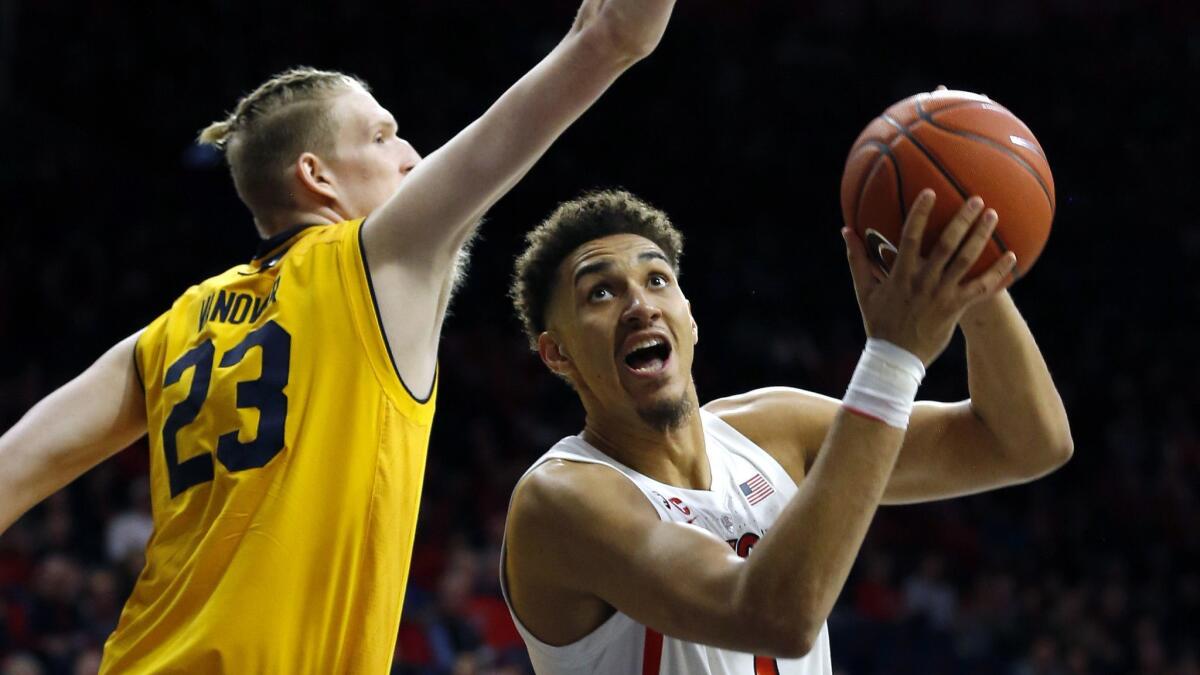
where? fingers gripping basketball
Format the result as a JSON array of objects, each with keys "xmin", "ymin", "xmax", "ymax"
[{"xmin": 840, "ymin": 89, "xmax": 1055, "ymax": 282}]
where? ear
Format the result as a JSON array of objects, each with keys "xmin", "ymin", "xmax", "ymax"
[
  {"xmin": 685, "ymin": 298, "xmax": 699, "ymax": 345},
  {"xmin": 537, "ymin": 332, "xmax": 573, "ymax": 377},
  {"xmin": 295, "ymin": 152, "xmax": 339, "ymax": 203}
]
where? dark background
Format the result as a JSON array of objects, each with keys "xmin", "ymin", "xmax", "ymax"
[{"xmin": 1, "ymin": 1, "xmax": 1197, "ymax": 673}]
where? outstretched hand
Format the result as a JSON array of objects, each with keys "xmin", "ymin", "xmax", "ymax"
[
  {"xmin": 571, "ymin": 0, "xmax": 677, "ymax": 60},
  {"xmin": 843, "ymin": 189, "xmax": 1016, "ymax": 366}
]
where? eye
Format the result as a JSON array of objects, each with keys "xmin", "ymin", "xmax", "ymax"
[
  {"xmin": 588, "ymin": 285, "xmax": 612, "ymax": 302},
  {"xmin": 374, "ymin": 133, "xmax": 385, "ymax": 144},
  {"xmin": 649, "ymin": 273, "xmax": 669, "ymax": 288}
]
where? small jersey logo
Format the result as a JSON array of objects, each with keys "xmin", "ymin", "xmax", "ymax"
[
  {"xmin": 653, "ymin": 492, "xmax": 697, "ymax": 523},
  {"xmin": 726, "ymin": 532, "xmax": 762, "ymax": 559}
]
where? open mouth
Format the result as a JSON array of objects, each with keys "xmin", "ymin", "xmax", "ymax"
[{"xmin": 622, "ymin": 338, "xmax": 672, "ymax": 375}]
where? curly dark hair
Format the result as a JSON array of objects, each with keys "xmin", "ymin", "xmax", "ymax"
[{"xmin": 510, "ymin": 189, "xmax": 684, "ymax": 350}]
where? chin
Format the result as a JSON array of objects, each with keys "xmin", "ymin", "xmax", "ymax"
[{"xmin": 636, "ymin": 395, "xmax": 694, "ymax": 432}]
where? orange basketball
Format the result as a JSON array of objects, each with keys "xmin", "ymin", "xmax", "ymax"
[{"xmin": 840, "ymin": 89, "xmax": 1055, "ymax": 282}]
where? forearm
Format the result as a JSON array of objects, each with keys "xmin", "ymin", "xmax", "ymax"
[
  {"xmin": 438, "ymin": 29, "xmax": 635, "ymax": 232},
  {"xmin": 369, "ymin": 24, "xmax": 645, "ymax": 262},
  {"xmin": 741, "ymin": 410, "xmax": 905, "ymax": 651},
  {"xmin": 959, "ymin": 290, "xmax": 1073, "ymax": 468}
]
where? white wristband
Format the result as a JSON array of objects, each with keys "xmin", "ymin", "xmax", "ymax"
[{"xmin": 842, "ymin": 338, "xmax": 926, "ymax": 429}]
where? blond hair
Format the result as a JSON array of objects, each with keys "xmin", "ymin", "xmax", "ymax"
[{"xmin": 198, "ymin": 67, "xmax": 367, "ymax": 216}]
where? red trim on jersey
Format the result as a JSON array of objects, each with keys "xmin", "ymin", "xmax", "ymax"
[
  {"xmin": 755, "ymin": 655, "xmax": 781, "ymax": 675},
  {"xmin": 843, "ymin": 404, "xmax": 887, "ymax": 424},
  {"xmin": 642, "ymin": 627, "xmax": 664, "ymax": 675}
]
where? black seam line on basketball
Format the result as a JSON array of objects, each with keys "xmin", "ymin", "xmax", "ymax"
[
  {"xmin": 884, "ymin": 112, "xmax": 1015, "ymax": 270},
  {"xmin": 860, "ymin": 139, "xmax": 907, "ymax": 227},
  {"xmin": 915, "ymin": 95, "xmax": 1048, "ymax": 163},
  {"xmin": 357, "ymin": 218, "xmax": 436, "ymax": 405},
  {"xmin": 916, "ymin": 98, "xmax": 1055, "ymax": 214},
  {"xmin": 881, "ymin": 114, "xmax": 970, "ymax": 201}
]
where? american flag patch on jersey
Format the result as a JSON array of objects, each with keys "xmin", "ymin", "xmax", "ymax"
[{"xmin": 739, "ymin": 473, "xmax": 774, "ymax": 505}]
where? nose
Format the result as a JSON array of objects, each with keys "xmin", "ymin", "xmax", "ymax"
[
  {"xmin": 399, "ymin": 140, "xmax": 421, "ymax": 174},
  {"xmin": 621, "ymin": 288, "xmax": 662, "ymax": 327}
]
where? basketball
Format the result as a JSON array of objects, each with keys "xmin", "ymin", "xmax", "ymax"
[{"xmin": 840, "ymin": 89, "xmax": 1055, "ymax": 281}]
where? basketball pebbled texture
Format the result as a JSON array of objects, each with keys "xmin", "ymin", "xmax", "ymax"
[{"xmin": 840, "ymin": 89, "xmax": 1055, "ymax": 282}]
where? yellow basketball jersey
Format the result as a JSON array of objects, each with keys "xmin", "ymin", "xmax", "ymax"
[{"xmin": 100, "ymin": 219, "xmax": 436, "ymax": 674}]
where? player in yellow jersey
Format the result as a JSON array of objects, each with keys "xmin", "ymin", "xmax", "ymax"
[{"xmin": 0, "ymin": 1, "xmax": 677, "ymax": 672}]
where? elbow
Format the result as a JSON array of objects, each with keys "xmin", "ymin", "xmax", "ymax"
[
  {"xmin": 1048, "ymin": 434, "xmax": 1074, "ymax": 470},
  {"xmin": 736, "ymin": 595, "xmax": 821, "ymax": 659},
  {"xmin": 773, "ymin": 631, "xmax": 817, "ymax": 660},
  {"xmin": 756, "ymin": 618, "xmax": 818, "ymax": 659},
  {"xmin": 1039, "ymin": 403, "xmax": 1075, "ymax": 473},
  {"xmin": 1016, "ymin": 429, "xmax": 1074, "ymax": 480},
  {"xmin": 1037, "ymin": 421, "xmax": 1075, "ymax": 475}
]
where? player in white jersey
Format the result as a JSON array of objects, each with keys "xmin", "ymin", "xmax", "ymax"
[{"xmin": 503, "ymin": 189, "xmax": 1073, "ymax": 674}]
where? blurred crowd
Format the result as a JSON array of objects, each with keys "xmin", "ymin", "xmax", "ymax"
[{"xmin": 1, "ymin": 0, "xmax": 1196, "ymax": 673}]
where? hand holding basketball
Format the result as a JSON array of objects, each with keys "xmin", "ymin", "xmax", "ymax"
[
  {"xmin": 840, "ymin": 89, "xmax": 1054, "ymax": 283},
  {"xmin": 843, "ymin": 189, "xmax": 1017, "ymax": 366}
]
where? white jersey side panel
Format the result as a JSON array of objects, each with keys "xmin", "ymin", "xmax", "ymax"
[{"xmin": 502, "ymin": 410, "xmax": 834, "ymax": 675}]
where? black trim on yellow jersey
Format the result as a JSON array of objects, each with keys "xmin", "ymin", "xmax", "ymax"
[
  {"xmin": 253, "ymin": 224, "xmax": 322, "ymax": 261},
  {"xmin": 132, "ymin": 339, "xmax": 145, "ymax": 391},
  {"xmin": 356, "ymin": 218, "xmax": 436, "ymax": 404}
]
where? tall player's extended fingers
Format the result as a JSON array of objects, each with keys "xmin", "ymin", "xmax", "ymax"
[
  {"xmin": 893, "ymin": 189, "xmax": 936, "ymax": 278},
  {"xmin": 927, "ymin": 196, "xmax": 985, "ymax": 272},
  {"xmin": 843, "ymin": 227, "xmax": 880, "ymax": 301},
  {"xmin": 943, "ymin": 209, "xmax": 998, "ymax": 286},
  {"xmin": 959, "ymin": 251, "xmax": 1017, "ymax": 306}
]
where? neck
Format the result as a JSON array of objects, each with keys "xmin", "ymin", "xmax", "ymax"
[
  {"xmin": 580, "ymin": 392, "xmax": 709, "ymax": 490},
  {"xmin": 255, "ymin": 205, "xmax": 348, "ymax": 239}
]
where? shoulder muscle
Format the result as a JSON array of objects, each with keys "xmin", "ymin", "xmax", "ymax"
[{"xmin": 704, "ymin": 387, "xmax": 840, "ymax": 477}]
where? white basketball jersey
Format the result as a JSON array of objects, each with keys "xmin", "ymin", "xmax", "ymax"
[{"xmin": 502, "ymin": 410, "xmax": 833, "ymax": 675}]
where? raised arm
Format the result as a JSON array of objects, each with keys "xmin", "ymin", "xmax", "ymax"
[
  {"xmin": 881, "ymin": 290, "xmax": 1073, "ymax": 503},
  {"xmin": 846, "ymin": 196, "xmax": 1071, "ymax": 503},
  {"xmin": 507, "ymin": 191, "xmax": 1017, "ymax": 656},
  {"xmin": 0, "ymin": 332, "xmax": 147, "ymax": 533},
  {"xmin": 362, "ymin": 0, "xmax": 676, "ymax": 398},
  {"xmin": 712, "ymin": 197, "xmax": 1072, "ymax": 504}
]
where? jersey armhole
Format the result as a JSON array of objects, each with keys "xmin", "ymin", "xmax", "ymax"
[
  {"xmin": 130, "ymin": 330, "xmax": 146, "ymax": 391},
  {"xmin": 500, "ymin": 455, "xmax": 645, "ymax": 658},
  {"xmin": 341, "ymin": 218, "xmax": 438, "ymax": 423},
  {"xmin": 132, "ymin": 311, "xmax": 172, "ymax": 393}
]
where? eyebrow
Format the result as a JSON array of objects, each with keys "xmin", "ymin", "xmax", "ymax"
[{"xmin": 572, "ymin": 251, "xmax": 669, "ymax": 285}]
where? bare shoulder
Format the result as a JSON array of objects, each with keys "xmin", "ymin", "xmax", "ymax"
[
  {"xmin": 703, "ymin": 387, "xmax": 842, "ymax": 476},
  {"xmin": 509, "ymin": 459, "xmax": 657, "ymax": 536},
  {"xmin": 505, "ymin": 458, "xmax": 661, "ymax": 617}
]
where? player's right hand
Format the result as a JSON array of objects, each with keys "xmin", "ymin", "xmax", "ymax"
[
  {"xmin": 842, "ymin": 189, "xmax": 1017, "ymax": 366},
  {"xmin": 571, "ymin": 0, "xmax": 677, "ymax": 60}
]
